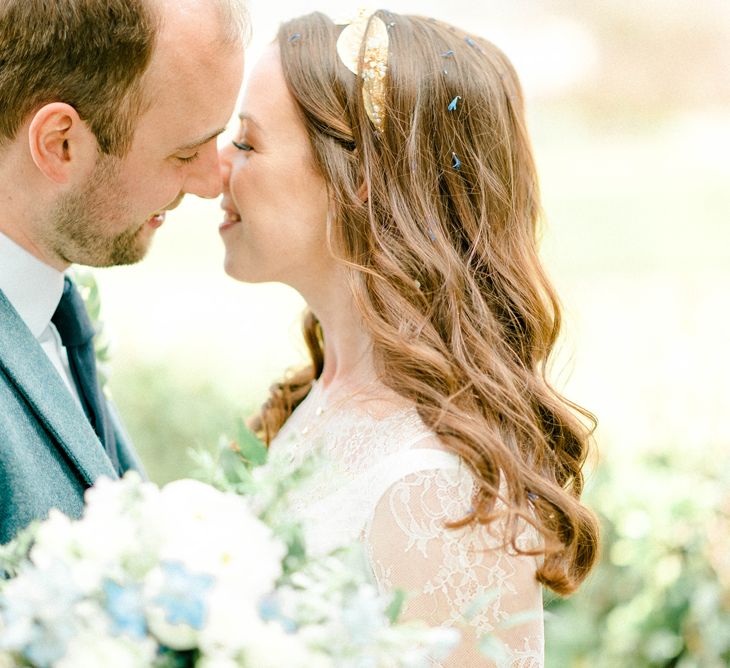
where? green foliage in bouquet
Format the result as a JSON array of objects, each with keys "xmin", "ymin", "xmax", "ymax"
[
  {"xmin": 0, "ymin": 529, "xmax": 37, "ymax": 581},
  {"xmin": 546, "ymin": 447, "xmax": 730, "ymax": 668}
]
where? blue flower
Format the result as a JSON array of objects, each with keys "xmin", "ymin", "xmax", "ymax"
[
  {"xmin": 258, "ymin": 593, "xmax": 298, "ymax": 634},
  {"xmin": 154, "ymin": 561, "xmax": 215, "ymax": 630},
  {"xmin": 258, "ymin": 592, "xmax": 280, "ymax": 622},
  {"xmin": 103, "ymin": 580, "xmax": 147, "ymax": 639},
  {"xmin": 23, "ymin": 626, "xmax": 75, "ymax": 668}
]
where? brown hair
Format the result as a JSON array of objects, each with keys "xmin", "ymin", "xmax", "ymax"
[
  {"xmin": 253, "ymin": 10, "xmax": 599, "ymax": 596},
  {"xmin": 0, "ymin": 0, "xmax": 159, "ymax": 155}
]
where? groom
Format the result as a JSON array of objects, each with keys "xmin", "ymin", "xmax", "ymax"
[{"xmin": 0, "ymin": 0, "xmax": 245, "ymax": 544}]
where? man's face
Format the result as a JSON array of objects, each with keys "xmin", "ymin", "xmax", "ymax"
[{"xmin": 48, "ymin": 17, "xmax": 244, "ymax": 267}]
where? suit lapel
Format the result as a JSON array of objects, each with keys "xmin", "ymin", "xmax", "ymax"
[{"xmin": 0, "ymin": 290, "xmax": 117, "ymax": 485}]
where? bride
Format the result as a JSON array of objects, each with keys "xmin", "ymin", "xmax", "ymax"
[{"xmin": 218, "ymin": 10, "xmax": 598, "ymax": 666}]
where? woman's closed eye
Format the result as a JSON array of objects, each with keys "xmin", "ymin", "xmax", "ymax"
[{"xmin": 232, "ymin": 140, "xmax": 253, "ymax": 151}]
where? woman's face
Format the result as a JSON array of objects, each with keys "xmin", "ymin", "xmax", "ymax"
[{"xmin": 218, "ymin": 44, "xmax": 331, "ymax": 289}]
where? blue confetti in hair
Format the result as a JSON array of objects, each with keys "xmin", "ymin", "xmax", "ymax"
[
  {"xmin": 451, "ymin": 152, "xmax": 462, "ymax": 171},
  {"xmin": 464, "ymin": 35, "xmax": 485, "ymax": 53},
  {"xmin": 441, "ymin": 49, "xmax": 455, "ymax": 58},
  {"xmin": 288, "ymin": 33, "xmax": 301, "ymax": 43},
  {"xmin": 428, "ymin": 228, "xmax": 437, "ymax": 242},
  {"xmin": 448, "ymin": 96, "xmax": 462, "ymax": 112}
]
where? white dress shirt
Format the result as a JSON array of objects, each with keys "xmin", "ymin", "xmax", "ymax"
[{"xmin": 0, "ymin": 231, "xmax": 83, "ymax": 406}]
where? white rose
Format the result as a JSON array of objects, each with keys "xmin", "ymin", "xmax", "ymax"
[
  {"xmin": 156, "ymin": 480, "xmax": 285, "ymax": 597},
  {"xmin": 30, "ymin": 510, "xmax": 75, "ymax": 566}
]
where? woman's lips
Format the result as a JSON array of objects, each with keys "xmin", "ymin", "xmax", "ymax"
[{"xmin": 219, "ymin": 209, "xmax": 242, "ymax": 233}]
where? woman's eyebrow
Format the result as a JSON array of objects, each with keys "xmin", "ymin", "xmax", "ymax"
[{"xmin": 239, "ymin": 112, "xmax": 265, "ymax": 136}]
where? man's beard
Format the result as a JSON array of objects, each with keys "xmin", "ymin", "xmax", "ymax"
[{"xmin": 48, "ymin": 156, "xmax": 151, "ymax": 268}]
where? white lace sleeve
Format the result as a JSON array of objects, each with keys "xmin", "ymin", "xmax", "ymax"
[{"xmin": 366, "ymin": 464, "xmax": 544, "ymax": 667}]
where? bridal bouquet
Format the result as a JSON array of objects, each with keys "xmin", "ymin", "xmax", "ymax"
[{"xmin": 0, "ymin": 429, "xmax": 458, "ymax": 668}]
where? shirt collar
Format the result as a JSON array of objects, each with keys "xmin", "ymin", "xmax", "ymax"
[{"xmin": 0, "ymin": 231, "xmax": 65, "ymax": 338}]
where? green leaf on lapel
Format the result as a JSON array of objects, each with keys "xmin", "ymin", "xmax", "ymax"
[{"xmin": 67, "ymin": 267, "xmax": 112, "ymax": 391}]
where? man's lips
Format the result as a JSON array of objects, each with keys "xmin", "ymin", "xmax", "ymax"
[
  {"xmin": 146, "ymin": 212, "xmax": 166, "ymax": 229},
  {"xmin": 146, "ymin": 196, "xmax": 184, "ymax": 230}
]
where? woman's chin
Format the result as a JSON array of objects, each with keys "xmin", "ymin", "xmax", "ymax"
[
  {"xmin": 223, "ymin": 255, "xmax": 264, "ymax": 284},
  {"xmin": 223, "ymin": 255, "xmax": 246, "ymax": 281}
]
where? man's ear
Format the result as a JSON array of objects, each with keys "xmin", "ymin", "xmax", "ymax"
[{"xmin": 28, "ymin": 103, "xmax": 97, "ymax": 184}]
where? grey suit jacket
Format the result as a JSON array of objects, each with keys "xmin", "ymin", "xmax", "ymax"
[{"xmin": 0, "ymin": 289, "xmax": 144, "ymax": 545}]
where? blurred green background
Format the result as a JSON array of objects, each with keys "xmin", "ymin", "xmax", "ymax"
[{"xmin": 89, "ymin": 1, "xmax": 730, "ymax": 665}]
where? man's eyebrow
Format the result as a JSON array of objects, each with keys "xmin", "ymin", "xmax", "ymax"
[
  {"xmin": 175, "ymin": 127, "xmax": 227, "ymax": 152},
  {"xmin": 238, "ymin": 112, "xmax": 264, "ymax": 134}
]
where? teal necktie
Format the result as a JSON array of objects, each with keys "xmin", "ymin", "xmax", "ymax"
[{"xmin": 51, "ymin": 277, "xmax": 121, "ymax": 475}]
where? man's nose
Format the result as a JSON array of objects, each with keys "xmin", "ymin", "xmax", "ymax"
[
  {"xmin": 184, "ymin": 144, "xmax": 224, "ymax": 199},
  {"xmin": 219, "ymin": 143, "xmax": 233, "ymax": 189}
]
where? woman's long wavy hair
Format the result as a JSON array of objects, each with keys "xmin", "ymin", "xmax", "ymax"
[{"xmin": 251, "ymin": 10, "xmax": 599, "ymax": 595}]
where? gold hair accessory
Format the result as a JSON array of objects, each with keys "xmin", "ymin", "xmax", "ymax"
[{"xmin": 335, "ymin": 9, "xmax": 389, "ymax": 132}]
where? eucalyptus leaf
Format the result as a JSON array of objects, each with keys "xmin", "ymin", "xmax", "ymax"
[
  {"xmin": 499, "ymin": 609, "xmax": 540, "ymax": 629},
  {"xmin": 385, "ymin": 589, "xmax": 407, "ymax": 624},
  {"xmin": 462, "ymin": 590, "xmax": 499, "ymax": 622},
  {"xmin": 479, "ymin": 634, "xmax": 509, "ymax": 664},
  {"xmin": 235, "ymin": 418, "xmax": 268, "ymax": 467}
]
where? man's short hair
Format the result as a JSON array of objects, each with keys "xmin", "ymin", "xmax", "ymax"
[
  {"xmin": 0, "ymin": 0, "xmax": 160, "ymax": 156},
  {"xmin": 215, "ymin": 0, "xmax": 251, "ymax": 46},
  {"xmin": 0, "ymin": 0, "xmax": 249, "ymax": 157}
]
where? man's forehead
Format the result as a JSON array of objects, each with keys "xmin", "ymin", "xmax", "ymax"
[
  {"xmin": 143, "ymin": 0, "xmax": 225, "ymax": 90},
  {"xmin": 126, "ymin": 0, "xmax": 244, "ymax": 153},
  {"xmin": 155, "ymin": 0, "xmax": 222, "ymax": 46},
  {"xmin": 174, "ymin": 127, "xmax": 227, "ymax": 152}
]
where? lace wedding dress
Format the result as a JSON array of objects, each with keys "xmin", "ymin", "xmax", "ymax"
[{"xmin": 270, "ymin": 380, "xmax": 544, "ymax": 667}]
